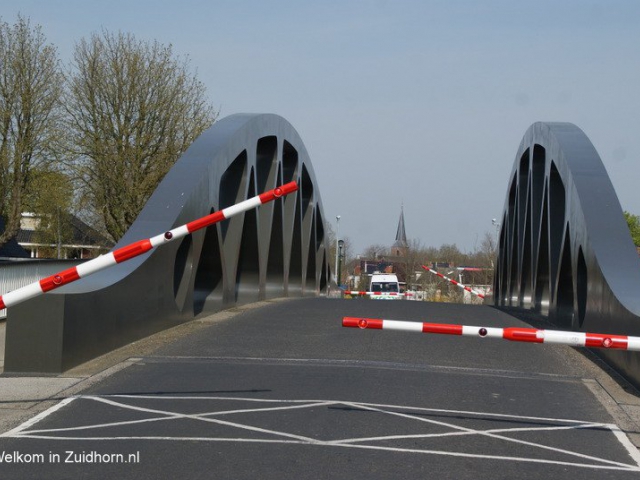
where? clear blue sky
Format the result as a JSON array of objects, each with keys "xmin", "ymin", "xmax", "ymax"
[{"xmin": 4, "ymin": 0, "xmax": 640, "ymax": 256}]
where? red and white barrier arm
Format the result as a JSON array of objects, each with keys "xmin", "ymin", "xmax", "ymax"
[
  {"xmin": 421, "ymin": 265, "xmax": 485, "ymax": 299},
  {"xmin": 342, "ymin": 316, "xmax": 640, "ymax": 351},
  {"xmin": 343, "ymin": 291, "xmax": 406, "ymax": 297},
  {"xmin": 0, "ymin": 181, "xmax": 298, "ymax": 311}
]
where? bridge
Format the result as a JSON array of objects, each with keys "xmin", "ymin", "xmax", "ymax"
[
  {"xmin": 1, "ymin": 114, "xmax": 640, "ymax": 478},
  {"xmin": 1, "ymin": 299, "xmax": 640, "ymax": 478}
]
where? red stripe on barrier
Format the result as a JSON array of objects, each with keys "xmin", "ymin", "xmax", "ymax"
[
  {"xmin": 258, "ymin": 180, "xmax": 298, "ymax": 203},
  {"xmin": 0, "ymin": 297, "xmax": 5, "ymax": 310},
  {"xmin": 186, "ymin": 211, "xmax": 226, "ymax": 233},
  {"xmin": 40, "ymin": 267, "xmax": 81, "ymax": 292},
  {"xmin": 113, "ymin": 239, "xmax": 154, "ymax": 263},
  {"xmin": 342, "ymin": 317, "xmax": 361, "ymax": 328},
  {"xmin": 422, "ymin": 323, "xmax": 463, "ymax": 335},
  {"xmin": 342, "ymin": 317, "xmax": 383, "ymax": 329},
  {"xmin": 585, "ymin": 333, "xmax": 628, "ymax": 349},
  {"xmin": 502, "ymin": 327, "xmax": 544, "ymax": 343}
]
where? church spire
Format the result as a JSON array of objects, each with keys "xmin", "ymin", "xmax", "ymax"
[{"xmin": 392, "ymin": 205, "xmax": 408, "ymax": 256}]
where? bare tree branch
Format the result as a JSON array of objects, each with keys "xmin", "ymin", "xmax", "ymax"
[{"xmin": 64, "ymin": 30, "xmax": 218, "ymax": 241}]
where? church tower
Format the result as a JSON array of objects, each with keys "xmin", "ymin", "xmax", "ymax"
[{"xmin": 391, "ymin": 205, "xmax": 408, "ymax": 257}]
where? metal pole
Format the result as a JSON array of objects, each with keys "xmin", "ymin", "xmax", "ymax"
[
  {"xmin": 334, "ymin": 215, "xmax": 340, "ymax": 284},
  {"xmin": 337, "ymin": 240, "xmax": 343, "ymax": 287}
]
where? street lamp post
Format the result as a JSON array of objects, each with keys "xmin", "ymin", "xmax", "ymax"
[
  {"xmin": 492, "ymin": 218, "xmax": 500, "ymax": 246},
  {"xmin": 491, "ymin": 218, "xmax": 501, "ymax": 270},
  {"xmin": 337, "ymin": 239, "xmax": 344, "ymax": 288},
  {"xmin": 334, "ymin": 215, "xmax": 340, "ymax": 284}
]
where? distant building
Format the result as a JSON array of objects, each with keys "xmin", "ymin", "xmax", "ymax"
[
  {"xmin": 353, "ymin": 206, "xmax": 409, "ymax": 287},
  {"xmin": 3, "ymin": 213, "xmax": 113, "ymax": 259}
]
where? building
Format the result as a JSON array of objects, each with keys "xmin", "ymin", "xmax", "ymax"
[
  {"xmin": 6, "ymin": 213, "xmax": 113, "ymax": 259},
  {"xmin": 353, "ymin": 207, "xmax": 410, "ymax": 288}
]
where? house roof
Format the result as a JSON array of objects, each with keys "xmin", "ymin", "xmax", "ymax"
[
  {"xmin": 0, "ymin": 217, "xmax": 30, "ymax": 258},
  {"xmin": 14, "ymin": 213, "xmax": 113, "ymax": 249}
]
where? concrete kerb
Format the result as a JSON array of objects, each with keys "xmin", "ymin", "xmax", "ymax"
[{"xmin": 0, "ymin": 298, "xmax": 292, "ymax": 435}]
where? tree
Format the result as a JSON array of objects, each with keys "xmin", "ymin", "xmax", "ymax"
[
  {"xmin": 65, "ymin": 30, "xmax": 217, "ymax": 241},
  {"xmin": 361, "ymin": 244, "xmax": 388, "ymax": 261},
  {"xmin": 624, "ymin": 211, "xmax": 640, "ymax": 247},
  {"xmin": 0, "ymin": 15, "xmax": 64, "ymax": 249},
  {"xmin": 402, "ymin": 238, "xmax": 426, "ymax": 289},
  {"xmin": 23, "ymin": 168, "xmax": 74, "ymax": 258}
]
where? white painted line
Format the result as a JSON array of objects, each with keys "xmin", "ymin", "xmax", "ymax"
[
  {"xmin": 609, "ymin": 424, "xmax": 640, "ymax": 467},
  {"xmin": 334, "ymin": 442, "xmax": 640, "ymax": 472},
  {"xmin": 330, "ymin": 422, "xmax": 605, "ymax": 445},
  {"xmin": 88, "ymin": 395, "xmax": 326, "ymax": 444},
  {"xmin": 1, "ymin": 396, "xmax": 76, "ymax": 437},
  {"xmin": 24, "ymin": 397, "xmax": 338, "ymax": 436},
  {"xmin": 6, "ymin": 395, "xmax": 639, "ymax": 472},
  {"xmin": 339, "ymin": 402, "xmax": 636, "ymax": 469},
  {"xmin": 350, "ymin": 400, "xmax": 610, "ymax": 425}
]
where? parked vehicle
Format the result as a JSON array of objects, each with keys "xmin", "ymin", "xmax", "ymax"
[{"xmin": 368, "ymin": 273, "xmax": 402, "ymax": 300}]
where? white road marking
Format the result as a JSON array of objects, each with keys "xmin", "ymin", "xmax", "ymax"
[
  {"xmin": 337, "ymin": 401, "xmax": 634, "ymax": 469},
  {"xmin": 4, "ymin": 394, "xmax": 640, "ymax": 472},
  {"xmin": 0, "ymin": 396, "xmax": 77, "ymax": 437}
]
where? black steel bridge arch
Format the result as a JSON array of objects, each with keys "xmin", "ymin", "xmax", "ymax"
[
  {"xmin": 495, "ymin": 122, "xmax": 640, "ymax": 386},
  {"xmin": 5, "ymin": 114, "xmax": 330, "ymax": 373}
]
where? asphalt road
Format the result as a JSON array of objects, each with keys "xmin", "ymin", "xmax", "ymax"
[{"xmin": 1, "ymin": 298, "xmax": 640, "ymax": 479}]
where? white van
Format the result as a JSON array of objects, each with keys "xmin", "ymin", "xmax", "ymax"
[{"xmin": 368, "ymin": 273, "xmax": 402, "ymax": 300}]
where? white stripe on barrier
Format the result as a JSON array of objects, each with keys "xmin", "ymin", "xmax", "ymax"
[
  {"xmin": 223, "ymin": 196, "xmax": 261, "ymax": 218},
  {"xmin": 2, "ymin": 282, "xmax": 44, "ymax": 306},
  {"xmin": 540, "ymin": 330, "xmax": 585, "ymax": 347},
  {"xmin": 628, "ymin": 337, "xmax": 640, "ymax": 350},
  {"xmin": 76, "ymin": 253, "xmax": 117, "ymax": 278},
  {"xmin": 462, "ymin": 325, "xmax": 503, "ymax": 339},
  {"xmin": 384, "ymin": 320, "xmax": 423, "ymax": 332}
]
